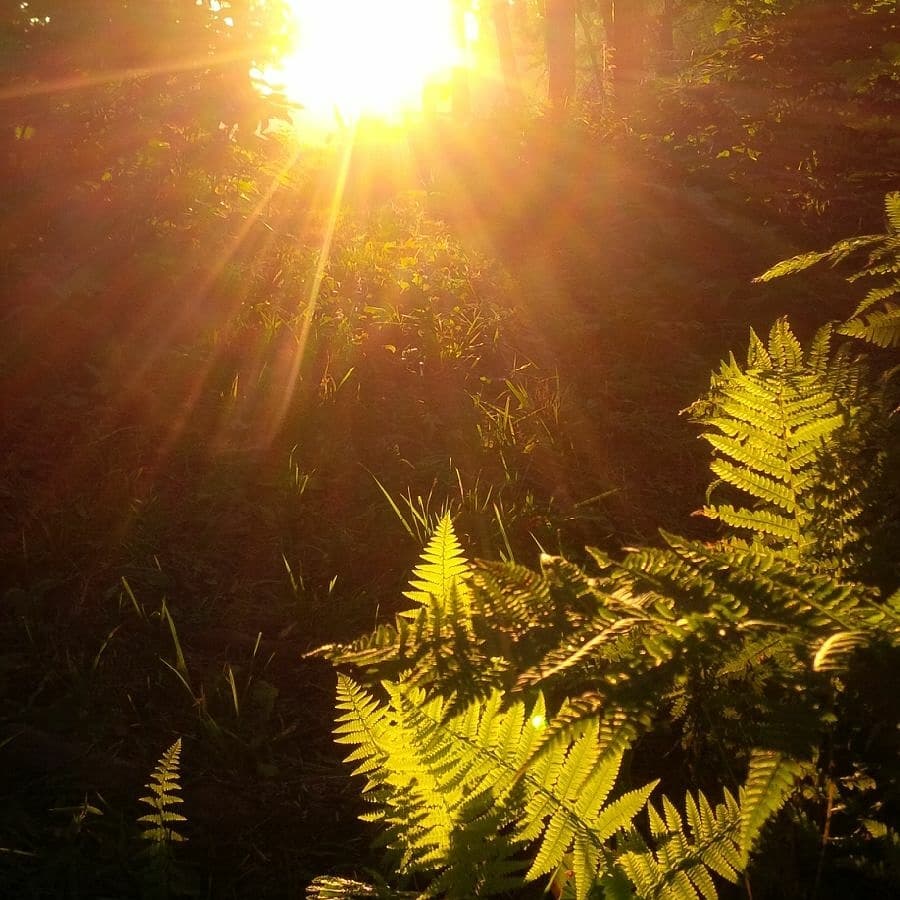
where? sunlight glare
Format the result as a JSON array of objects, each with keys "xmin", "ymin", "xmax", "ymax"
[{"xmin": 266, "ymin": 0, "xmax": 468, "ymax": 123}]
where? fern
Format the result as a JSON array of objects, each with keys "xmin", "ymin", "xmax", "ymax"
[
  {"xmin": 739, "ymin": 195, "xmax": 900, "ymax": 574},
  {"xmin": 753, "ymin": 235, "xmax": 884, "ymax": 283},
  {"xmin": 838, "ymin": 190, "xmax": 900, "ymax": 348},
  {"xmin": 607, "ymin": 749, "xmax": 807, "ymax": 900},
  {"xmin": 335, "ymin": 676, "xmax": 656, "ymax": 900},
  {"xmin": 401, "ymin": 513, "xmax": 472, "ymax": 618},
  {"xmin": 312, "ymin": 263, "xmax": 900, "ymax": 896},
  {"xmin": 488, "ymin": 533, "xmax": 899, "ymax": 774},
  {"xmin": 306, "ymin": 876, "xmax": 415, "ymax": 899},
  {"xmin": 687, "ymin": 318, "xmax": 880, "ymax": 570},
  {"xmin": 739, "ymin": 751, "xmax": 808, "ymax": 862},
  {"xmin": 316, "ymin": 519, "xmax": 899, "ymax": 897},
  {"xmin": 309, "ymin": 514, "xmax": 496, "ymax": 698},
  {"xmin": 137, "ymin": 738, "xmax": 188, "ymax": 898},
  {"xmin": 756, "ymin": 191, "xmax": 900, "ymax": 348},
  {"xmin": 811, "ymin": 630, "xmax": 870, "ymax": 672},
  {"xmin": 138, "ymin": 738, "xmax": 187, "ymax": 848},
  {"xmin": 614, "ymin": 789, "xmax": 743, "ymax": 900}
]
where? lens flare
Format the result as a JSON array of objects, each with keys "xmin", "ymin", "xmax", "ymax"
[{"xmin": 266, "ymin": 0, "xmax": 468, "ymax": 123}]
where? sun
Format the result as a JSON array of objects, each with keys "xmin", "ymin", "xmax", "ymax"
[{"xmin": 265, "ymin": 0, "xmax": 470, "ymax": 123}]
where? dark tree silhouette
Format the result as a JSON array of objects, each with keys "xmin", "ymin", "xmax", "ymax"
[{"xmin": 547, "ymin": 0, "xmax": 577, "ymax": 110}]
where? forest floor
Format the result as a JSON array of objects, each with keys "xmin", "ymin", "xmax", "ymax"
[
  {"xmin": 426, "ymin": 118, "xmax": 857, "ymax": 536},
  {"xmin": 0, "ymin": 118, "xmax": 861, "ymax": 896}
]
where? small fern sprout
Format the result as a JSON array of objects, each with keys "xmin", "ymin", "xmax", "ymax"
[{"xmin": 138, "ymin": 738, "xmax": 187, "ymax": 849}]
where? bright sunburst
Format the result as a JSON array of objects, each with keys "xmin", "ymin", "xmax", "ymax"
[{"xmin": 266, "ymin": 0, "xmax": 470, "ymax": 123}]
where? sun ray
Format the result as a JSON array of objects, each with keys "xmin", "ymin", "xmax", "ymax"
[
  {"xmin": 0, "ymin": 47, "xmax": 268, "ymax": 102},
  {"xmin": 267, "ymin": 127, "xmax": 357, "ymax": 440},
  {"xmin": 108, "ymin": 141, "xmax": 305, "ymax": 473}
]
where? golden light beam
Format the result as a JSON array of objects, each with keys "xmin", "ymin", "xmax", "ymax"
[
  {"xmin": 268, "ymin": 127, "xmax": 357, "ymax": 440},
  {"xmin": 112, "ymin": 140, "xmax": 305, "ymax": 471},
  {"xmin": 0, "ymin": 46, "xmax": 269, "ymax": 103}
]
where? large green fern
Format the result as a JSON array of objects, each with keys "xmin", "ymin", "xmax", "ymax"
[
  {"xmin": 312, "ymin": 197, "xmax": 900, "ymax": 896},
  {"xmin": 612, "ymin": 789, "xmax": 744, "ymax": 900},
  {"xmin": 335, "ymin": 675, "xmax": 657, "ymax": 900},
  {"xmin": 756, "ymin": 191, "xmax": 900, "ymax": 349},
  {"xmin": 686, "ymin": 318, "xmax": 881, "ymax": 570},
  {"xmin": 312, "ymin": 509, "xmax": 900, "ymax": 897},
  {"xmin": 328, "ymin": 673, "xmax": 816, "ymax": 900}
]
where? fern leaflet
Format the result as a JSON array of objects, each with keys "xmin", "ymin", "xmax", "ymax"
[{"xmin": 138, "ymin": 738, "xmax": 187, "ymax": 847}]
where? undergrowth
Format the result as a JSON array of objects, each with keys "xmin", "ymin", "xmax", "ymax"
[
  {"xmin": 307, "ymin": 194, "xmax": 900, "ymax": 899},
  {"xmin": 2, "ymin": 51, "xmax": 897, "ymax": 893}
]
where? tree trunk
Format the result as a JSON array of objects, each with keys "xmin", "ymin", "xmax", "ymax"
[
  {"xmin": 576, "ymin": 1, "xmax": 604, "ymax": 98},
  {"xmin": 547, "ymin": 0, "xmax": 577, "ymax": 111},
  {"xmin": 657, "ymin": 0, "xmax": 676, "ymax": 73},
  {"xmin": 492, "ymin": 0, "xmax": 521, "ymax": 106},
  {"xmin": 601, "ymin": 0, "xmax": 648, "ymax": 100}
]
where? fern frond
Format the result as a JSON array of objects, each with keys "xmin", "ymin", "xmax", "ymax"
[
  {"xmin": 305, "ymin": 876, "xmax": 415, "ymax": 898},
  {"xmin": 689, "ymin": 317, "xmax": 883, "ymax": 570},
  {"xmin": 885, "ymin": 191, "xmax": 900, "ymax": 233},
  {"xmin": 753, "ymin": 236, "xmax": 883, "ymax": 282},
  {"xmin": 807, "ymin": 324, "xmax": 834, "ymax": 374},
  {"xmin": 708, "ymin": 460, "xmax": 798, "ymax": 511},
  {"xmin": 839, "ymin": 302, "xmax": 900, "ymax": 348},
  {"xmin": 334, "ymin": 675, "xmax": 392, "ymax": 783},
  {"xmin": 471, "ymin": 559, "xmax": 560, "ymax": 638},
  {"xmin": 715, "ymin": 634, "xmax": 790, "ymax": 678},
  {"xmin": 138, "ymin": 738, "xmax": 186, "ymax": 846},
  {"xmin": 310, "ymin": 517, "xmax": 494, "ymax": 699},
  {"xmin": 519, "ymin": 729, "xmax": 656, "ymax": 899},
  {"xmin": 757, "ymin": 192, "xmax": 900, "ymax": 351},
  {"xmin": 812, "ymin": 630, "xmax": 870, "ymax": 672},
  {"xmin": 514, "ymin": 615, "xmax": 653, "ymax": 688},
  {"xmin": 402, "ymin": 512, "xmax": 472, "ymax": 617},
  {"xmin": 616, "ymin": 788, "xmax": 742, "ymax": 900},
  {"xmin": 309, "ymin": 622, "xmax": 404, "ymax": 668},
  {"xmin": 847, "ymin": 279, "xmax": 900, "ymax": 320},
  {"xmin": 335, "ymin": 678, "xmax": 654, "ymax": 900},
  {"xmin": 767, "ymin": 318, "xmax": 804, "ymax": 370},
  {"xmin": 701, "ymin": 504, "xmax": 799, "ymax": 543},
  {"xmin": 401, "ymin": 686, "xmax": 654, "ymax": 900},
  {"xmin": 739, "ymin": 751, "xmax": 807, "ymax": 862},
  {"xmin": 615, "ymin": 749, "xmax": 801, "ymax": 900}
]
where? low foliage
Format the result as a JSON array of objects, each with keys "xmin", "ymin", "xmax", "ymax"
[
  {"xmin": 138, "ymin": 739, "xmax": 187, "ymax": 848},
  {"xmin": 310, "ymin": 196, "xmax": 900, "ymax": 898},
  {"xmin": 137, "ymin": 738, "xmax": 188, "ymax": 898},
  {"xmin": 755, "ymin": 190, "xmax": 900, "ymax": 350},
  {"xmin": 625, "ymin": 1, "xmax": 899, "ymax": 226}
]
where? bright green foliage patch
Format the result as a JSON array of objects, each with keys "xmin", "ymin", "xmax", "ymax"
[
  {"xmin": 614, "ymin": 789, "xmax": 743, "ymax": 900},
  {"xmin": 311, "ymin": 199, "xmax": 900, "ymax": 898},
  {"xmin": 686, "ymin": 318, "xmax": 877, "ymax": 568},
  {"xmin": 335, "ymin": 676, "xmax": 655, "ymax": 899},
  {"xmin": 401, "ymin": 512, "xmax": 473, "ymax": 619}
]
